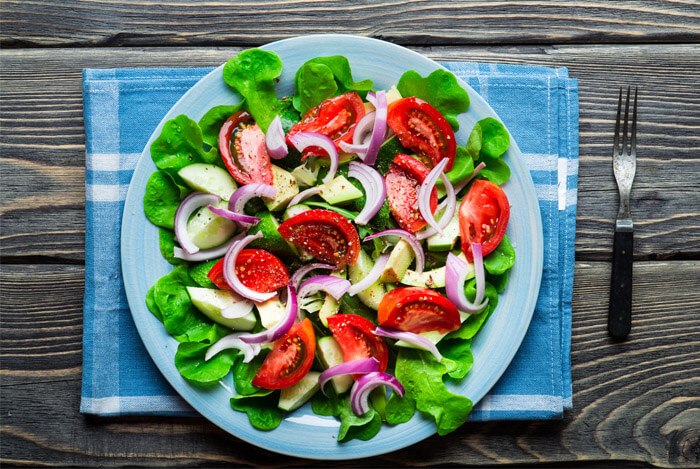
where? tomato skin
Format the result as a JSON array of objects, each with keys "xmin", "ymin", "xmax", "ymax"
[
  {"xmin": 252, "ymin": 319, "xmax": 316, "ymax": 389},
  {"xmin": 206, "ymin": 250, "xmax": 289, "ymax": 293},
  {"xmin": 378, "ymin": 287, "xmax": 461, "ymax": 334},
  {"xmin": 459, "ymin": 179, "xmax": 510, "ymax": 262},
  {"xmin": 277, "ymin": 209, "xmax": 360, "ymax": 267},
  {"xmin": 387, "ymin": 97, "xmax": 456, "ymax": 171},
  {"xmin": 287, "ymin": 91, "xmax": 365, "ymax": 156},
  {"xmin": 385, "ymin": 154, "xmax": 438, "ymax": 233},
  {"xmin": 219, "ymin": 110, "xmax": 273, "ymax": 185},
  {"xmin": 326, "ymin": 314, "xmax": 389, "ymax": 372}
]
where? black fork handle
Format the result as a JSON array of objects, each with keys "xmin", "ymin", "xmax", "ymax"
[{"xmin": 608, "ymin": 229, "xmax": 633, "ymax": 340}]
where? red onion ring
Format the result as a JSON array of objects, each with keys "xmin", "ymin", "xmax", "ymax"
[
  {"xmin": 374, "ymin": 327, "xmax": 442, "ymax": 362},
  {"xmin": 174, "ymin": 192, "xmax": 221, "ymax": 255},
  {"xmin": 287, "ymin": 186, "xmax": 321, "ymax": 209},
  {"xmin": 290, "ymin": 263, "xmax": 337, "ymax": 290},
  {"xmin": 318, "ymin": 358, "xmax": 380, "ymax": 396},
  {"xmin": 228, "ymin": 183, "xmax": 277, "ymax": 229},
  {"xmin": 207, "ymin": 205, "xmax": 261, "ymax": 226},
  {"xmin": 353, "ymin": 111, "xmax": 376, "ymax": 146},
  {"xmin": 361, "ymin": 90, "xmax": 387, "ymax": 166},
  {"xmin": 348, "ymin": 162, "xmax": 386, "ymax": 225},
  {"xmin": 418, "ymin": 157, "xmax": 450, "ymax": 235},
  {"xmin": 173, "ymin": 233, "xmax": 242, "ymax": 262},
  {"xmin": 415, "ymin": 172, "xmax": 457, "ymax": 241},
  {"xmin": 288, "ymin": 132, "xmax": 339, "ymax": 184},
  {"xmin": 239, "ymin": 286, "xmax": 299, "ymax": 344},
  {"xmin": 298, "ymin": 275, "xmax": 351, "ymax": 301},
  {"xmin": 265, "ymin": 115, "xmax": 288, "ymax": 160},
  {"xmin": 362, "ymin": 229, "xmax": 425, "ymax": 275},
  {"xmin": 222, "ymin": 232, "xmax": 276, "ymax": 303},
  {"xmin": 350, "ymin": 371, "xmax": 405, "ymax": 416},
  {"xmin": 445, "ymin": 250, "xmax": 489, "ymax": 313},
  {"xmin": 205, "ymin": 332, "xmax": 261, "ymax": 363},
  {"xmin": 220, "ymin": 293, "xmax": 255, "ymax": 319},
  {"xmin": 348, "ymin": 253, "xmax": 390, "ymax": 296}
]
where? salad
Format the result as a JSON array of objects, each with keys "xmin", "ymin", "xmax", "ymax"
[{"xmin": 143, "ymin": 49, "xmax": 515, "ymax": 441}]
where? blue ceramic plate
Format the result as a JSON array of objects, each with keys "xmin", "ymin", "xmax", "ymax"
[{"xmin": 122, "ymin": 34, "xmax": 543, "ymax": 460}]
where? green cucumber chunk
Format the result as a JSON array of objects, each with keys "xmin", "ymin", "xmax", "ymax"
[
  {"xmin": 248, "ymin": 211, "xmax": 297, "ymax": 258},
  {"xmin": 186, "ymin": 287, "xmax": 256, "ymax": 330},
  {"xmin": 426, "ymin": 210, "xmax": 460, "ymax": 252},
  {"xmin": 317, "ymin": 337, "xmax": 352, "ymax": 394},
  {"xmin": 278, "ymin": 371, "xmax": 321, "ymax": 411},
  {"xmin": 265, "ymin": 165, "xmax": 299, "ymax": 212},
  {"xmin": 187, "ymin": 200, "xmax": 237, "ymax": 250},
  {"xmin": 178, "ymin": 163, "xmax": 238, "ymax": 200},
  {"xmin": 349, "ymin": 249, "xmax": 387, "ymax": 310},
  {"xmin": 319, "ymin": 175, "xmax": 364, "ymax": 205}
]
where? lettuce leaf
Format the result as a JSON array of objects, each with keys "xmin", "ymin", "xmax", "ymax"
[
  {"xmin": 145, "ymin": 285, "xmax": 162, "ymax": 322},
  {"xmin": 223, "ymin": 49, "xmax": 282, "ymax": 133},
  {"xmin": 443, "ymin": 146, "xmax": 475, "ymax": 185},
  {"xmin": 198, "ymin": 103, "xmax": 244, "ymax": 149},
  {"xmin": 466, "ymin": 117, "xmax": 511, "ymax": 184},
  {"xmin": 338, "ymin": 397, "xmax": 382, "ymax": 442},
  {"xmin": 397, "ymin": 69, "xmax": 470, "ymax": 130},
  {"xmin": 391, "ymin": 348, "xmax": 472, "ymax": 435},
  {"xmin": 151, "ymin": 114, "xmax": 218, "ymax": 172},
  {"xmin": 230, "ymin": 390, "xmax": 283, "ymax": 431},
  {"xmin": 447, "ymin": 280, "xmax": 499, "ymax": 341},
  {"xmin": 438, "ymin": 338, "xmax": 474, "ymax": 380},
  {"xmin": 144, "ymin": 170, "xmax": 182, "ymax": 229},
  {"xmin": 174, "ymin": 340, "xmax": 238, "ymax": 383},
  {"xmin": 483, "ymin": 235, "xmax": 515, "ymax": 275},
  {"xmin": 232, "ymin": 352, "xmax": 266, "ymax": 396},
  {"xmin": 188, "ymin": 259, "xmax": 220, "ymax": 288},
  {"xmin": 158, "ymin": 228, "xmax": 184, "ymax": 265}
]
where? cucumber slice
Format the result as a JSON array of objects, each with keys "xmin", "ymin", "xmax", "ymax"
[
  {"xmin": 255, "ymin": 295, "xmax": 285, "ymax": 329},
  {"xmin": 186, "ymin": 200, "xmax": 237, "ymax": 250},
  {"xmin": 399, "ymin": 252, "xmax": 473, "ymax": 289},
  {"xmin": 427, "ymin": 210, "xmax": 460, "ymax": 252},
  {"xmin": 178, "ymin": 163, "xmax": 237, "ymax": 200},
  {"xmin": 265, "ymin": 165, "xmax": 299, "ymax": 212},
  {"xmin": 318, "ymin": 268, "xmax": 346, "ymax": 326},
  {"xmin": 291, "ymin": 162, "xmax": 319, "ymax": 187},
  {"xmin": 319, "ymin": 175, "xmax": 363, "ymax": 205},
  {"xmin": 380, "ymin": 240, "xmax": 414, "ymax": 283},
  {"xmin": 349, "ymin": 249, "xmax": 386, "ymax": 310},
  {"xmin": 317, "ymin": 337, "xmax": 352, "ymax": 394},
  {"xmin": 186, "ymin": 287, "xmax": 256, "ymax": 330},
  {"xmin": 278, "ymin": 371, "xmax": 321, "ymax": 411},
  {"xmin": 248, "ymin": 211, "xmax": 297, "ymax": 257},
  {"xmin": 283, "ymin": 203, "xmax": 311, "ymax": 221}
]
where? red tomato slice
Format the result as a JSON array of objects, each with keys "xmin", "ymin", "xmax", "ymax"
[
  {"xmin": 387, "ymin": 97, "xmax": 456, "ymax": 171},
  {"xmin": 206, "ymin": 249, "xmax": 289, "ymax": 293},
  {"xmin": 378, "ymin": 287, "xmax": 460, "ymax": 334},
  {"xmin": 326, "ymin": 314, "xmax": 389, "ymax": 372},
  {"xmin": 277, "ymin": 209, "xmax": 360, "ymax": 267},
  {"xmin": 459, "ymin": 179, "xmax": 510, "ymax": 262},
  {"xmin": 385, "ymin": 154, "xmax": 438, "ymax": 233},
  {"xmin": 251, "ymin": 319, "xmax": 316, "ymax": 389},
  {"xmin": 219, "ymin": 110, "xmax": 273, "ymax": 185},
  {"xmin": 286, "ymin": 91, "xmax": 365, "ymax": 156}
]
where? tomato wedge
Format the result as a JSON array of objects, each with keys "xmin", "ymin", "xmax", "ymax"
[
  {"xmin": 287, "ymin": 91, "xmax": 365, "ymax": 156},
  {"xmin": 459, "ymin": 179, "xmax": 510, "ymax": 262},
  {"xmin": 207, "ymin": 249, "xmax": 289, "ymax": 293},
  {"xmin": 219, "ymin": 110, "xmax": 273, "ymax": 185},
  {"xmin": 378, "ymin": 287, "xmax": 460, "ymax": 334},
  {"xmin": 326, "ymin": 314, "xmax": 388, "ymax": 372},
  {"xmin": 277, "ymin": 209, "xmax": 360, "ymax": 267},
  {"xmin": 387, "ymin": 97, "xmax": 456, "ymax": 171},
  {"xmin": 251, "ymin": 319, "xmax": 316, "ymax": 389},
  {"xmin": 385, "ymin": 153, "xmax": 438, "ymax": 233}
]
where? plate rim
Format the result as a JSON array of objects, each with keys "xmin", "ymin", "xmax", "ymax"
[{"xmin": 121, "ymin": 33, "xmax": 544, "ymax": 460}]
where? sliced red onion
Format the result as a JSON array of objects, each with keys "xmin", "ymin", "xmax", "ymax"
[
  {"xmin": 222, "ymin": 232, "xmax": 275, "ymax": 303},
  {"xmin": 350, "ymin": 372, "xmax": 404, "ymax": 416},
  {"xmin": 415, "ymin": 173, "xmax": 457, "ymax": 241},
  {"xmin": 445, "ymin": 251, "xmax": 489, "ymax": 313},
  {"xmin": 298, "ymin": 275, "xmax": 351, "ymax": 301},
  {"xmin": 173, "ymin": 233, "xmax": 242, "ymax": 262},
  {"xmin": 348, "ymin": 162, "xmax": 385, "ymax": 225},
  {"xmin": 339, "ymin": 140, "xmax": 371, "ymax": 155},
  {"xmin": 228, "ymin": 183, "xmax": 277, "ymax": 229},
  {"xmin": 453, "ymin": 161, "xmax": 487, "ymax": 195},
  {"xmin": 363, "ymin": 229, "xmax": 424, "ymax": 275},
  {"xmin": 239, "ymin": 285, "xmax": 298, "ymax": 344},
  {"xmin": 288, "ymin": 132, "xmax": 338, "ymax": 184},
  {"xmin": 418, "ymin": 157, "xmax": 450, "ymax": 235},
  {"xmin": 472, "ymin": 243, "xmax": 487, "ymax": 307},
  {"xmin": 318, "ymin": 358, "xmax": 380, "ymax": 396},
  {"xmin": 207, "ymin": 205, "xmax": 261, "ymax": 226},
  {"xmin": 174, "ymin": 192, "xmax": 221, "ymax": 255},
  {"xmin": 352, "ymin": 111, "xmax": 376, "ymax": 146},
  {"xmin": 362, "ymin": 90, "xmax": 387, "ymax": 166},
  {"xmin": 348, "ymin": 253, "xmax": 390, "ymax": 296},
  {"xmin": 287, "ymin": 186, "xmax": 321, "ymax": 208},
  {"xmin": 265, "ymin": 115, "xmax": 288, "ymax": 160},
  {"xmin": 374, "ymin": 327, "xmax": 442, "ymax": 362},
  {"xmin": 220, "ymin": 293, "xmax": 254, "ymax": 319},
  {"xmin": 290, "ymin": 263, "xmax": 337, "ymax": 290},
  {"xmin": 205, "ymin": 332, "xmax": 261, "ymax": 363}
]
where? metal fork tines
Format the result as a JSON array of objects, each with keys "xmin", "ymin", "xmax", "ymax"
[
  {"xmin": 609, "ymin": 86, "xmax": 638, "ymax": 340},
  {"xmin": 613, "ymin": 87, "xmax": 638, "ymax": 231}
]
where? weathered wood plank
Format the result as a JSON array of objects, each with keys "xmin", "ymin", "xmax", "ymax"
[
  {"xmin": 1, "ymin": 0, "xmax": 699, "ymax": 47},
  {"xmin": 1, "ymin": 262, "xmax": 699, "ymax": 466},
  {"xmin": 1, "ymin": 45, "xmax": 699, "ymax": 262}
]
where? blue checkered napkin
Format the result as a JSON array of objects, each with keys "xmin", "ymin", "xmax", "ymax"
[{"xmin": 81, "ymin": 64, "xmax": 577, "ymax": 419}]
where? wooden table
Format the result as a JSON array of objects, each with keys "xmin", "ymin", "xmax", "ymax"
[{"xmin": 1, "ymin": 1, "xmax": 699, "ymax": 467}]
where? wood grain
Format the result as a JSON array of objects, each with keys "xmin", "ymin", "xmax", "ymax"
[
  {"xmin": 1, "ymin": 44, "xmax": 699, "ymax": 262},
  {"xmin": 1, "ymin": 262, "xmax": 699, "ymax": 467},
  {"xmin": 1, "ymin": 0, "xmax": 699, "ymax": 48}
]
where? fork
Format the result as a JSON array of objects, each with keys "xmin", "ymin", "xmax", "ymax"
[{"xmin": 609, "ymin": 87, "xmax": 637, "ymax": 340}]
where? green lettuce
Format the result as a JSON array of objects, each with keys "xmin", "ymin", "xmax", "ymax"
[
  {"xmin": 466, "ymin": 117, "xmax": 511, "ymax": 185},
  {"xmin": 198, "ymin": 103, "xmax": 244, "ymax": 149},
  {"xmin": 232, "ymin": 353, "xmax": 266, "ymax": 396},
  {"xmin": 438, "ymin": 338, "xmax": 474, "ymax": 380},
  {"xmin": 442, "ymin": 146, "xmax": 475, "ymax": 186},
  {"xmin": 447, "ymin": 280, "xmax": 499, "ymax": 341},
  {"xmin": 188, "ymin": 259, "xmax": 220, "ymax": 288},
  {"xmin": 145, "ymin": 285, "xmax": 162, "ymax": 322},
  {"xmin": 158, "ymin": 228, "xmax": 184, "ymax": 265},
  {"xmin": 483, "ymin": 235, "xmax": 515, "ymax": 275},
  {"xmin": 223, "ymin": 49, "xmax": 283, "ymax": 132},
  {"xmin": 143, "ymin": 170, "xmax": 182, "ymax": 229},
  {"xmin": 230, "ymin": 390, "xmax": 283, "ymax": 431},
  {"xmin": 397, "ymin": 69, "xmax": 470, "ymax": 130},
  {"xmin": 338, "ymin": 398, "xmax": 382, "ymax": 442},
  {"xmin": 174, "ymin": 340, "xmax": 238, "ymax": 383},
  {"xmin": 151, "ymin": 114, "xmax": 218, "ymax": 172}
]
